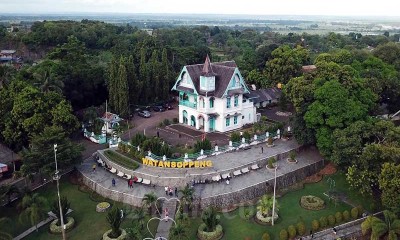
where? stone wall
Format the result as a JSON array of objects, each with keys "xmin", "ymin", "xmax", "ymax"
[
  {"xmin": 196, "ymin": 160, "xmax": 323, "ymax": 209},
  {"xmin": 97, "ymin": 146, "xmax": 303, "ymax": 187},
  {"xmin": 79, "ymin": 171, "xmax": 143, "ymax": 207}
]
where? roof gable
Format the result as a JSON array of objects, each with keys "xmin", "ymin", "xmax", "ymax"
[{"xmin": 179, "ymin": 60, "xmax": 239, "ymax": 98}]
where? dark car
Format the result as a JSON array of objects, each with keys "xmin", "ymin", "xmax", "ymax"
[
  {"xmin": 164, "ymin": 103, "xmax": 173, "ymax": 110},
  {"xmin": 138, "ymin": 110, "xmax": 151, "ymax": 118},
  {"xmin": 152, "ymin": 105, "xmax": 165, "ymax": 112}
]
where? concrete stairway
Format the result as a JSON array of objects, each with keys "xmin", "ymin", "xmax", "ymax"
[{"xmin": 155, "ymin": 199, "xmax": 178, "ymax": 239}]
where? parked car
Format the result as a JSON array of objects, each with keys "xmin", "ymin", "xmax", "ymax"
[
  {"xmin": 164, "ymin": 103, "xmax": 173, "ymax": 110},
  {"xmin": 152, "ymin": 105, "xmax": 165, "ymax": 112},
  {"xmin": 138, "ymin": 110, "xmax": 151, "ymax": 118}
]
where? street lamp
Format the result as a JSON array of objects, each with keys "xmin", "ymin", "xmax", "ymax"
[
  {"xmin": 271, "ymin": 163, "xmax": 278, "ymax": 226},
  {"xmin": 53, "ymin": 144, "xmax": 66, "ymax": 240}
]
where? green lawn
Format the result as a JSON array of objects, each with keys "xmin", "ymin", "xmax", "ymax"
[
  {"xmin": 0, "ymin": 174, "xmax": 157, "ymax": 240},
  {"xmin": 104, "ymin": 150, "xmax": 139, "ymax": 170},
  {"xmin": 187, "ymin": 172, "xmax": 378, "ymax": 240}
]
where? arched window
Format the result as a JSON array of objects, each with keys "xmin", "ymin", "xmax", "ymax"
[
  {"xmin": 183, "ymin": 110, "xmax": 188, "ymax": 124},
  {"xmin": 209, "ymin": 97, "xmax": 214, "ymax": 108}
]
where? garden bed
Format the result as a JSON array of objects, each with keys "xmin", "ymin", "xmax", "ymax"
[{"xmin": 104, "ymin": 150, "xmax": 139, "ymax": 170}]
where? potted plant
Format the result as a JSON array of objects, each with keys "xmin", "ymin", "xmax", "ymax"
[
  {"xmin": 267, "ymin": 137, "xmax": 274, "ymax": 147},
  {"xmin": 287, "ymin": 151, "xmax": 297, "ymax": 163},
  {"xmin": 267, "ymin": 157, "xmax": 276, "ymax": 169}
]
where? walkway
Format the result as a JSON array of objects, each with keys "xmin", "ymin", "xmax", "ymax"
[
  {"xmin": 155, "ymin": 199, "xmax": 178, "ymax": 239},
  {"xmin": 13, "ymin": 216, "xmax": 55, "ymax": 240}
]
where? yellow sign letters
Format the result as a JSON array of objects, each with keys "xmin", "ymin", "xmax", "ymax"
[{"xmin": 142, "ymin": 158, "xmax": 212, "ymax": 168}]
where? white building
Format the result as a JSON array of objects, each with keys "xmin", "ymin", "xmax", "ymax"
[{"xmin": 172, "ymin": 55, "xmax": 257, "ymax": 132}]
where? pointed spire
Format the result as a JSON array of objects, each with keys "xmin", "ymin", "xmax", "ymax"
[{"xmin": 202, "ymin": 54, "xmax": 215, "ymax": 76}]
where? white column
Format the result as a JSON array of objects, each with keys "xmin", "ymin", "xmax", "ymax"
[
  {"xmin": 204, "ymin": 118, "xmax": 209, "ymax": 132},
  {"xmin": 196, "ymin": 115, "xmax": 200, "ymax": 130}
]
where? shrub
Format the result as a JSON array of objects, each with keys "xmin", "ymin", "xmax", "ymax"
[
  {"xmin": 351, "ymin": 207, "xmax": 359, "ymax": 219},
  {"xmin": 287, "ymin": 225, "xmax": 296, "ymax": 239},
  {"xmin": 311, "ymin": 219, "xmax": 320, "ymax": 232},
  {"xmin": 50, "ymin": 217, "xmax": 75, "ymax": 233},
  {"xmin": 328, "ymin": 215, "xmax": 336, "ymax": 226},
  {"xmin": 194, "ymin": 138, "xmax": 212, "ymax": 152},
  {"xmin": 267, "ymin": 137, "xmax": 273, "ymax": 145},
  {"xmin": 319, "ymin": 216, "xmax": 328, "ymax": 229},
  {"xmin": 158, "ymin": 121, "xmax": 164, "ymax": 127},
  {"xmin": 343, "ymin": 210, "xmax": 350, "ymax": 221},
  {"xmin": 296, "ymin": 222, "xmax": 306, "ymax": 235},
  {"xmin": 261, "ymin": 232, "xmax": 270, "ymax": 240},
  {"xmin": 172, "ymin": 117, "xmax": 179, "ymax": 124},
  {"xmin": 163, "ymin": 119, "xmax": 171, "ymax": 126},
  {"xmin": 279, "ymin": 229, "xmax": 288, "ymax": 240},
  {"xmin": 104, "ymin": 150, "xmax": 139, "ymax": 170},
  {"xmin": 243, "ymin": 131, "xmax": 251, "ymax": 140},
  {"xmin": 335, "ymin": 212, "xmax": 343, "ymax": 223},
  {"xmin": 106, "ymin": 206, "xmax": 123, "ymax": 238},
  {"xmin": 357, "ymin": 205, "xmax": 364, "ymax": 215},
  {"xmin": 289, "ymin": 151, "xmax": 296, "ymax": 161},
  {"xmin": 230, "ymin": 132, "xmax": 241, "ymax": 142},
  {"xmin": 197, "ymin": 223, "xmax": 223, "ymax": 240},
  {"xmin": 267, "ymin": 157, "xmax": 276, "ymax": 169},
  {"xmin": 300, "ymin": 195, "xmax": 325, "ymax": 210}
]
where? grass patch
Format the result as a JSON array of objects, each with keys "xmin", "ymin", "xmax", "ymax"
[
  {"xmin": 0, "ymin": 174, "xmax": 157, "ymax": 240},
  {"xmin": 104, "ymin": 150, "xmax": 139, "ymax": 170},
  {"xmin": 186, "ymin": 172, "xmax": 378, "ymax": 240}
]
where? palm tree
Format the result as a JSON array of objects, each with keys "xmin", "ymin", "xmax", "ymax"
[
  {"xmin": 0, "ymin": 217, "xmax": 12, "ymax": 240},
  {"xmin": 125, "ymin": 225, "xmax": 142, "ymax": 240},
  {"xmin": 257, "ymin": 194, "xmax": 279, "ymax": 217},
  {"xmin": 179, "ymin": 185, "xmax": 195, "ymax": 213},
  {"xmin": 132, "ymin": 206, "xmax": 146, "ymax": 230},
  {"xmin": 18, "ymin": 193, "xmax": 48, "ymax": 231},
  {"xmin": 51, "ymin": 196, "xmax": 70, "ymax": 226},
  {"xmin": 201, "ymin": 207, "xmax": 220, "ymax": 232},
  {"xmin": 34, "ymin": 69, "xmax": 64, "ymax": 93},
  {"xmin": 169, "ymin": 223, "xmax": 188, "ymax": 240},
  {"xmin": 142, "ymin": 192, "xmax": 157, "ymax": 214},
  {"xmin": 106, "ymin": 206, "xmax": 123, "ymax": 238},
  {"xmin": 0, "ymin": 184, "xmax": 20, "ymax": 205},
  {"xmin": 175, "ymin": 206, "xmax": 190, "ymax": 226},
  {"xmin": 361, "ymin": 210, "xmax": 400, "ymax": 240}
]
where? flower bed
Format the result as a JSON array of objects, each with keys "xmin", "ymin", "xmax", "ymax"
[
  {"xmin": 50, "ymin": 217, "xmax": 75, "ymax": 234},
  {"xmin": 255, "ymin": 211, "xmax": 279, "ymax": 225},
  {"xmin": 102, "ymin": 229, "xmax": 127, "ymax": 240},
  {"xmin": 197, "ymin": 223, "xmax": 223, "ymax": 240},
  {"xmin": 96, "ymin": 202, "xmax": 111, "ymax": 212},
  {"xmin": 300, "ymin": 195, "xmax": 325, "ymax": 210}
]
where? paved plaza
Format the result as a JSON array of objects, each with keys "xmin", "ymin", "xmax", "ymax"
[{"xmin": 78, "ymin": 139, "xmax": 321, "ymax": 200}]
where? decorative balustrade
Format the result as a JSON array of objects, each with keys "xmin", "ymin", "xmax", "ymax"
[{"xmin": 179, "ymin": 100, "xmax": 197, "ymax": 109}]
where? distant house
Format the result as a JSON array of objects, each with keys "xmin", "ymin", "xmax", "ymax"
[
  {"xmin": 0, "ymin": 143, "xmax": 21, "ymax": 178},
  {"xmin": 0, "ymin": 50, "xmax": 16, "ymax": 63},
  {"xmin": 301, "ymin": 65, "xmax": 317, "ymax": 73},
  {"xmin": 100, "ymin": 112, "xmax": 123, "ymax": 134},
  {"xmin": 244, "ymin": 87, "xmax": 282, "ymax": 108}
]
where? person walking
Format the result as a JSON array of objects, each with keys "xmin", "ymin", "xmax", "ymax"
[
  {"xmin": 261, "ymin": 146, "xmax": 264, "ymax": 153},
  {"xmin": 128, "ymin": 179, "xmax": 133, "ymax": 188},
  {"xmin": 164, "ymin": 208, "xmax": 169, "ymax": 222},
  {"xmin": 175, "ymin": 187, "xmax": 178, "ymax": 197},
  {"xmin": 92, "ymin": 164, "xmax": 96, "ymax": 172},
  {"xmin": 112, "ymin": 178, "xmax": 116, "ymax": 187},
  {"xmin": 165, "ymin": 186, "xmax": 168, "ymax": 195}
]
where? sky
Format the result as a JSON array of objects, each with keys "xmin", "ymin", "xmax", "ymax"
[{"xmin": 1, "ymin": 0, "xmax": 400, "ymax": 17}]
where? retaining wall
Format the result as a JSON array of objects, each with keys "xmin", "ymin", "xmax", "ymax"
[{"xmin": 196, "ymin": 160, "xmax": 324, "ymax": 209}]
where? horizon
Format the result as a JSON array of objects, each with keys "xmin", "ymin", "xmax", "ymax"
[{"xmin": 1, "ymin": 0, "xmax": 400, "ymax": 17}]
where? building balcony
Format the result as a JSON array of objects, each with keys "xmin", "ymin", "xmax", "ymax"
[{"xmin": 179, "ymin": 100, "xmax": 197, "ymax": 109}]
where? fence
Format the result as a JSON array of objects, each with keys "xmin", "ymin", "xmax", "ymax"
[{"xmin": 120, "ymin": 130, "xmax": 281, "ymax": 162}]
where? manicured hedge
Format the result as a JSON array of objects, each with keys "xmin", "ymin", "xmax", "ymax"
[
  {"xmin": 102, "ymin": 229, "xmax": 127, "ymax": 240},
  {"xmin": 300, "ymin": 195, "xmax": 325, "ymax": 210},
  {"xmin": 197, "ymin": 223, "xmax": 223, "ymax": 240},
  {"xmin": 50, "ymin": 217, "xmax": 75, "ymax": 234}
]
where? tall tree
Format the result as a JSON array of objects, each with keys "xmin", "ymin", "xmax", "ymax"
[
  {"xmin": 19, "ymin": 193, "xmax": 48, "ymax": 231},
  {"xmin": 21, "ymin": 126, "xmax": 83, "ymax": 176},
  {"xmin": 161, "ymin": 48, "xmax": 171, "ymax": 100},
  {"xmin": 139, "ymin": 48, "xmax": 150, "ymax": 104},
  {"xmin": 108, "ymin": 56, "xmax": 119, "ymax": 112},
  {"xmin": 117, "ymin": 57, "xmax": 129, "ymax": 118},
  {"xmin": 149, "ymin": 50, "xmax": 160, "ymax": 102},
  {"xmin": 126, "ymin": 55, "xmax": 138, "ymax": 106},
  {"xmin": 379, "ymin": 163, "xmax": 400, "ymax": 212}
]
